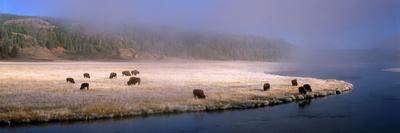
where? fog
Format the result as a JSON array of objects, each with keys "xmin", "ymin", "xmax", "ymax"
[{"xmin": 1, "ymin": 0, "xmax": 400, "ymax": 62}]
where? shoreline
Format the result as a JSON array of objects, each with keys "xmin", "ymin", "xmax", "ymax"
[
  {"xmin": 1, "ymin": 88, "xmax": 352, "ymax": 127},
  {"xmin": 0, "ymin": 61, "xmax": 353, "ymax": 126}
]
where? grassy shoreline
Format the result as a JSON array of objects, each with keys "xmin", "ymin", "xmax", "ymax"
[{"xmin": 0, "ymin": 61, "xmax": 352, "ymax": 125}]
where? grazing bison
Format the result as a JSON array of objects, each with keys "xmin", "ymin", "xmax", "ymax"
[
  {"xmin": 80, "ymin": 83, "xmax": 89, "ymax": 90},
  {"xmin": 109, "ymin": 72, "xmax": 117, "ymax": 79},
  {"xmin": 83, "ymin": 73, "xmax": 90, "ymax": 78},
  {"xmin": 303, "ymin": 84, "xmax": 312, "ymax": 92},
  {"xmin": 193, "ymin": 89, "xmax": 206, "ymax": 99},
  {"xmin": 298, "ymin": 86, "xmax": 307, "ymax": 94},
  {"xmin": 66, "ymin": 77, "xmax": 75, "ymax": 84},
  {"xmin": 263, "ymin": 83, "xmax": 270, "ymax": 91},
  {"xmin": 127, "ymin": 77, "xmax": 141, "ymax": 85},
  {"xmin": 131, "ymin": 70, "xmax": 140, "ymax": 76},
  {"xmin": 291, "ymin": 79, "xmax": 298, "ymax": 86},
  {"xmin": 122, "ymin": 71, "xmax": 132, "ymax": 76}
]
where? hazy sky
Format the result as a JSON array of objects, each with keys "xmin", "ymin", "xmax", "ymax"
[{"xmin": 1, "ymin": 0, "xmax": 399, "ymax": 49}]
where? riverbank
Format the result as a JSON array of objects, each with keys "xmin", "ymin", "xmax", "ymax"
[{"xmin": 0, "ymin": 61, "xmax": 352, "ymax": 125}]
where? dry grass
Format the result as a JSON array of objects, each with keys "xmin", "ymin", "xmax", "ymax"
[{"xmin": 0, "ymin": 60, "xmax": 352, "ymax": 124}]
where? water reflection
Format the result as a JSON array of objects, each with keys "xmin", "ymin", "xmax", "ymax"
[{"xmin": 297, "ymin": 99, "xmax": 311, "ymax": 109}]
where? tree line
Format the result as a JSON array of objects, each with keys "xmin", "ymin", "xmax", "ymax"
[{"xmin": 0, "ymin": 14, "xmax": 292, "ymax": 60}]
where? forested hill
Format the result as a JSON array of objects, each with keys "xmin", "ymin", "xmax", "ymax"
[{"xmin": 0, "ymin": 14, "xmax": 293, "ymax": 61}]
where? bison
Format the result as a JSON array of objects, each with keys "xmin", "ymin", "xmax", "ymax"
[
  {"xmin": 131, "ymin": 70, "xmax": 140, "ymax": 76},
  {"xmin": 66, "ymin": 77, "xmax": 75, "ymax": 84},
  {"xmin": 263, "ymin": 83, "xmax": 270, "ymax": 91},
  {"xmin": 109, "ymin": 72, "xmax": 117, "ymax": 79},
  {"xmin": 298, "ymin": 86, "xmax": 307, "ymax": 94},
  {"xmin": 122, "ymin": 71, "xmax": 132, "ymax": 76},
  {"xmin": 80, "ymin": 83, "xmax": 89, "ymax": 90},
  {"xmin": 193, "ymin": 89, "xmax": 206, "ymax": 99},
  {"xmin": 336, "ymin": 90, "xmax": 341, "ymax": 94},
  {"xmin": 303, "ymin": 84, "xmax": 312, "ymax": 92},
  {"xmin": 127, "ymin": 77, "xmax": 140, "ymax": 85},
  {"xmin": 291, "ymin": 79, "xmax": 298, "ymax": 86},
  {"xmin": 83, "ymin": 73, "xmax": 90, "ymax": 78}
]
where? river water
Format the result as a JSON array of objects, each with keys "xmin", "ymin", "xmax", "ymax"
[{"xmin": 2, "ymin": 62, "xmax": 400, "ymax": 133}]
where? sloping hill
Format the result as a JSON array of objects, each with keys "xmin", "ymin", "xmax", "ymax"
[
  {"xmin": 4, "ymin": 18, "xmax": 55, "ymax": 30},
  {"xmin": 0, "ymin": 14, "xmax": 293, "ymax": 61}
]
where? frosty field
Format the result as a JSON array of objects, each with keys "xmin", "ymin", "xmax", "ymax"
[{"xmin": 0, "ymin": 61, "xmax": 352, "ymax": 124}]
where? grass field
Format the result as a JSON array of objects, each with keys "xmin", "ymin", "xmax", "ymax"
[{"xmin": 0, "ymin": 61, "xmax": 352, "ymax": 124}]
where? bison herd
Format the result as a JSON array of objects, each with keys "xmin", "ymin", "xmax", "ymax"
[
  {"xmin": 65, "ymin": 69, "xmax": 207, "ymax": 100},
  {"xmin": 192, "ymin": 79, "xmax": 316, "ymax": 100},
  {"xmin": 66, "ymin": 71, "xmax": 326, "ymax": 100},
  {"xmin": 263, "ymin": 79, "xmax": 314, "ymax": 95},
  {"xmin": 66, "ymin": 70, "xmax": 141, "ymax": 91}
]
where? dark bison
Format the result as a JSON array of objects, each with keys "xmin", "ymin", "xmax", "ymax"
[
  {"xmin": 263, "ymin": 83, "xmax": 270, "ymax": 91},
  {"xmin": 80, "ymin": 83, "xmax": 89, "ymax": 90},
  {"xmin": 291, "ymin": 79, "xmax": 298, "ymax": 86},
  {"xmin": 122, "ymin": 71, "xmax": 132, "ymax": 76},
  {"xmin": 131, "ymin": 70, "xmax": 140, "ymax": 76},
  {"xmin": 303, "ymin": 84, "xmax": 312, "ymax": 92},
  {"xmin": 109, "ymin": 72, "xmax": 117, "ymax": 79},
  {"xmin": 66, "ymin": 77, "xmax": 75, "ymax": 84},
  {"xmin": 336, "ymin": 90, "xmax": 341, "ymax": 94},
  {"xmin": 193, "ymin": 89, "xmax": 206, "ymax": 99},
  {"xmin": 83, "ymin": 73, "xmax": 90, "ymax": 78},
  {"xmin": 127, "ymin": 77, "xmax": 140, "ymax": 85},
  {"xmin": 298, "ymin": 86, "xmax": 307, "ymax": 94}
]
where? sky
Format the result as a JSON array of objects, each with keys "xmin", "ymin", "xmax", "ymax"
[{"xmin": 1, "ymin": 0, "xmax": 399, "ymax": 49}]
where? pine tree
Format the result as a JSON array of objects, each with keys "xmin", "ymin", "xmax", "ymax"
[
  {"xmin": 0, "ymin": 44, "xmax": 10, "ymax": 58},
  {"xmin": 9, "ymin": 45, "xmax": 18, "ymax": 57}
]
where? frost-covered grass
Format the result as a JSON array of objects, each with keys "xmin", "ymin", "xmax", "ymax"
[{"xmin": 0, "ymin": 61, "xmax": 352, "ymax": 124}]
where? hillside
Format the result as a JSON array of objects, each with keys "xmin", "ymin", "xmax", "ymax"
[{"xmin": 0, "ymin": 14, "xmax": 293, "ymax": 61}]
